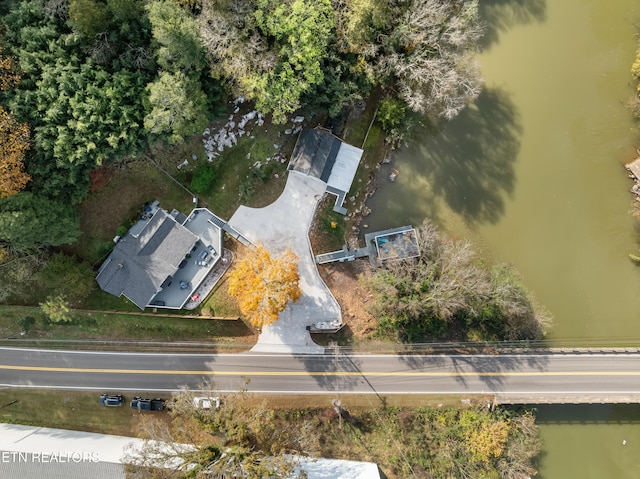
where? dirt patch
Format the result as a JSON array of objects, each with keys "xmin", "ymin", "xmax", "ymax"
[
  {"xmin": 316, "ymin": 261, "xmax": 377, "ymax": 340},
  {"xmin": 89, "ymin": 165, "xmax": 115, "ymax": 191}
]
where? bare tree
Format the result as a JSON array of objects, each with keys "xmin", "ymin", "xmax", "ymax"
[
  {"xmin": 42, "ymin": 0, "xmax": 68, "ymax": 20},
  {"xmin": 197, "ymin": 0, "xmax": 278, "ymax": 98},
  {"xmin": 124, "ymin": 386, "xmax": 316, "ymax": 479},
  {"xmin": 0, "ymin": 251, "xmax": 43, "ymax": 302},
  {"xmin": 362, "ymin": 220, "xmax": 551, "ymax": 341},
  {"xmin": 496, "ymin": 412, "xmax": 541, "ymax": 479},
  {"xmin": 377, "ymin": 0, "xmax": 484, "ymax": 121}
]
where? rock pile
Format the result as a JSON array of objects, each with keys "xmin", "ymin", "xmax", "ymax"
[
  {"xmin": 202, "ymin": 97, "xmax": 266, "ymax": 162},
  {"xmin": 201, "ymin": 97, "xmax": 306, "ymax": 163}
]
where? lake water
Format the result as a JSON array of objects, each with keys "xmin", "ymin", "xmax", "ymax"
[{"xmin": 364, "ymin": 0, "xmax": 640, "ymax": 476}]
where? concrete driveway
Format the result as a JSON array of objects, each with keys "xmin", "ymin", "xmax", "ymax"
[{"xmin": 228, "ymin": 171, "xmax": 341, "ymax": 354}]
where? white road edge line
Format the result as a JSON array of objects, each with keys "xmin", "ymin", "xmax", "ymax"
[
  {"xmin": 0, "ymin": 346, "xmax": 636, "ymax": 359},
  {"xmin": 3, "ymin": 384, "xmax": 640, "ymax": 396}
]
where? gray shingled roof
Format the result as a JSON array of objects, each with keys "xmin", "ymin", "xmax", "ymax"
[
  {"xmin": 287, "ymin": 128, "xmax": 363, "ymax": 214},
  {"xmin": 96, "ymin": 210, "xmax": 198, "ymax": 309},
  {"xmin": 288, "ymin": 128, "xmax": 341, "ymax": 181}
]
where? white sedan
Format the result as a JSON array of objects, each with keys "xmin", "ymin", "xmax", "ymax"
[{"xmin": 193, "ymin": 397, "xmax": 220, "ymax": 410}]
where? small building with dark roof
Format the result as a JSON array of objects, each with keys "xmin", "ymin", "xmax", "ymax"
[
  {"xmin": 96, "ymin": 204, "xmax": 225, "ymax": 310},
  {"xmin": 288, "ymin": 128, "xmax": 363, "ymax": 214}
]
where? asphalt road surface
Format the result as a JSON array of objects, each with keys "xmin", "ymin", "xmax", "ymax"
[{"xmin": 1, "ymin": 347, "xmax": 639, "ymax": 401}]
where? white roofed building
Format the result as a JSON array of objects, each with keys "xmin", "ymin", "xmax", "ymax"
[{"xmin": 287, "ymin": 127, "xmax": 363, "ymax": 214}]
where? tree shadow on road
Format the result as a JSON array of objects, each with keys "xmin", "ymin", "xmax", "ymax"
[
  {"xmin": 292, "ymin": 353, "xmax": 388, "ymax": 406},
  {"xmin": 399, "ymin": 352, "xmax": 550, "ymax": 391}
]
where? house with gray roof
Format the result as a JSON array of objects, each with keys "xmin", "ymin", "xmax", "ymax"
[
  {"xmin": 96, "ymin": 203, "xmax": 225, "ymax": 310},
  {"xmin": 288, "ymin": 127, "xmax": 363, "ymax": 214}
]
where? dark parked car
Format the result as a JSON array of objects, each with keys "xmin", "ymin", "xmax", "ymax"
[
  {"xmin": 99, "ymin": 394, "xmax": 124, "ymax": 407},
  {"xmin": 130, "ymin": 396, "xmax": 165, "ymax": 411}
]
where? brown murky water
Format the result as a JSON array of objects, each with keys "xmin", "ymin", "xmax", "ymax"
[{"xmin": 365, "ymin": 0, "xmax": 640, "ymax": 476}]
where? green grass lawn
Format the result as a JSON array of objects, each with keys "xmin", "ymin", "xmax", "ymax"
[
  {"xmin": 309, "ymin": 196, "xmax": 348, "ymax": 253},
  {"xmin": 76, "ymin": 159, "xmax": 195, "ymax": 265},
  {"xmin": 0, "ymin": 305, "xmax": 255, "ymax": 349},
  {"xmin": 200, "ymin": 135, "xmax": 287, "ymax": 218},
  {"xmin": 0, "ymin": 390, "xmax": 146, "ymax": 436},
  {"xmin": 200, "ymin": 277, "xmax": 243, "ymax": 318}
]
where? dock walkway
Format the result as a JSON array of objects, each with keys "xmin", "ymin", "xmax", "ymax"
[{"xmin": 315, "ymin": 245, "xmax": 369, "ymax": 264}]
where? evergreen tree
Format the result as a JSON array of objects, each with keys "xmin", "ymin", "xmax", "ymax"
[{"xmin": 0, "ymin": 192, "xmax": 80, "ymax": 251}]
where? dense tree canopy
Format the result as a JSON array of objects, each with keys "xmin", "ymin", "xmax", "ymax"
[
  {"xmin": 1, "ymin": 0, "xmax": 150, "ymax": 203},
  {"xmin": 144, "ymin": 70, "xmax": 208, "ymax": 144},
  {"xmin": 199, "ymin": 0, "xmax": 335, "ymax": 123},
  {"xmin": 197, "ymin": 0, "xmax": 482, "ymax": 122},
  {"xmin": 0, "ymin": 192, "xmax": 80, "ymax": 252},
  {"xmin": 0, "ymin": 2, "xmax": 137, "ymax": 251},
  {"xmin": 147, "ymin": 0, "xmax": 206, "ymax": 72},
  {"xmin": 362, "ymin": 221, "xmax": 551, "ymax": 342},
  {"xmin": 21, "ymin": 63, "xmax": 146, "ymax": 199},
  {"xmin": 68, "ymin": 0, "xmax": 110, "ymax": 39},
  {"xmin": 0, "ymin": 0, "xmax": 484, "ymax": 252}
]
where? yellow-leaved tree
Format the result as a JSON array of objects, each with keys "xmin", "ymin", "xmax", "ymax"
[
  {"xmin": 0, "ymin": 107, "xmax": 31, "ymax": 198},
  {"xmin": 0, "ymin": 48, "xmax": 30, "ymax": 198},
  {"xmin": 228, "ymin": 245, "xmax": 302, "ymax": 329},
  {"xmin": 0, "ymin": 47, "xmax": 20, "ymax": 91},
  {"xmin": 467, "ymin": 419, "xmax": 510, "ymax": 463}
]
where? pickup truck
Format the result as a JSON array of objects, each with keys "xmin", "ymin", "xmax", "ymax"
[{"xmin": 131, "ymin": 397, "xmax": 165, "ymax": 411}]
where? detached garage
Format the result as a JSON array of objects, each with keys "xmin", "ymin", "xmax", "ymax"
[{"xmin": 287, "ymin": 127, "xmax": 363, "ymax": 214}]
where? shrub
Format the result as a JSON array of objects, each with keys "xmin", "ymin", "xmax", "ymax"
[
  {"xmin": 377, "ymin": 97, "xmax": 406, "ymax": 133},
  {"xmin": 376, "ymin": 96, "xmax": 415, "ymax": 147},
  {"xmin": 19, "ymin": 315, "xmax": 36, "ymax": 332},
  {"xmin": 37, "ymin": 253, "xmax": 95, "ymax": 304},
  {"xmin": 190, "ymin": 164, "xmax": 216, "ymax": 195},
  {"xmin": 40, "ymin": 295, "xmax": 73, "ymax": 324}
]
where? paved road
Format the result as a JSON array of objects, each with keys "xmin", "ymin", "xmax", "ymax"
[{"xmin": 2, "ymin": 347, "xmax": 640, "ymax": 402}]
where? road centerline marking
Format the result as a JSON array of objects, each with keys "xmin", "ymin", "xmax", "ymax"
[{"xmin": 0, "ymin": 364, "xmax": 638, "ymax": 377}]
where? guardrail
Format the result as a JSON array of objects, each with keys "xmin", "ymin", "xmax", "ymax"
[{"xmin": 323, "ymin": 339, "xmax": 640, "ymax": 355}]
